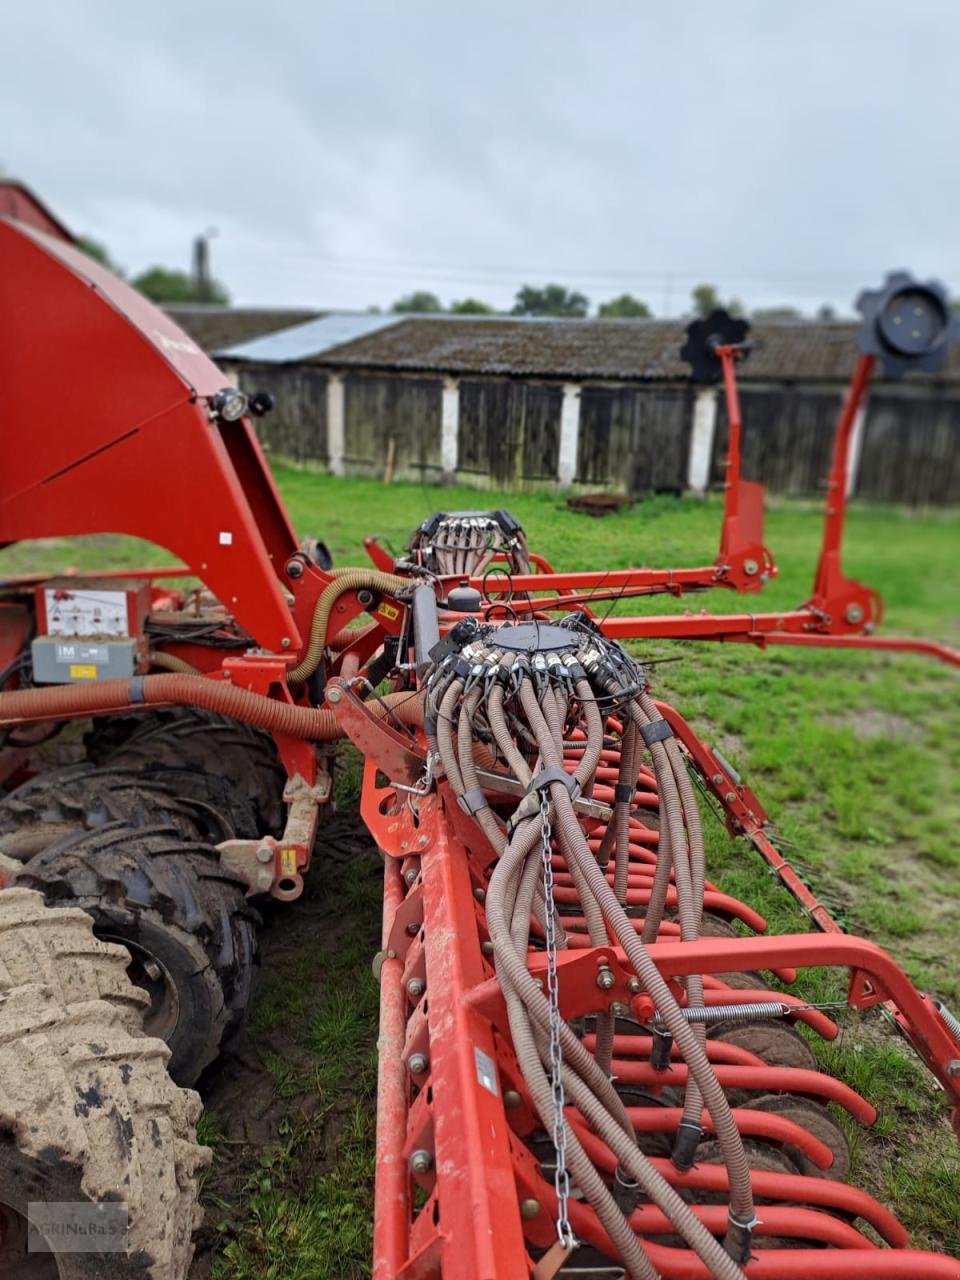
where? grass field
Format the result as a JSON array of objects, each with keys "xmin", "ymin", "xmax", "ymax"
[{"xmin": 2, "ymin": 471, "xmax": 959, "ymax": 1270}]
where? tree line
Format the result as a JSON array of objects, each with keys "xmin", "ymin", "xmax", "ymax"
[{"xmin": 387, "ymin": 283, "xmax": 837, "ymax": 321}]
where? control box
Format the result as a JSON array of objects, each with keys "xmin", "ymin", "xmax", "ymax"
[{"xmin": 31, "ymin": 578, "xmax": 150, "ymax": 683}]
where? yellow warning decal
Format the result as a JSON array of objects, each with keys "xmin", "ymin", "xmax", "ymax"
[
  {"xmin": 280, "ymin": 847, "xmax": 299, "ymax": 877},
  {"xmin": 69, "ymin": 664, "xmax": 98, "ymax": 680},
  {"xmin": 376, "ymin": 601, "xmax": 400, "ymax": 621}
]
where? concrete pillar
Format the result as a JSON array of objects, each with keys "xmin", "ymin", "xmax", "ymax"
[
  {"xmin": 557, "ymin": 382, "xmax": 581, "ymax": 487},
  {"xmin": 326, "ymin": 372, "xmax": 345, "ymax": 476},
  {"xmin": 687, "ymin": 386, "xmax": 718, "ymax": 494},
  {"xmin": 846, "ymin": 402, "xmax": 868, "ymax": 497},
  {"xmin": 441, "ymin": 376, "xmax": 459, "ymax": 476}
]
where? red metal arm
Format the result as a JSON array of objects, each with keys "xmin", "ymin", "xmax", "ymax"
[{"xmin": 0, "ymin": 218, "xmax": 302, "ymax": 653}]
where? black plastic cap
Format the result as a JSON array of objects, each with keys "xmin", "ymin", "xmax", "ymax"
[
  {"xmin": 680, "ymin": 310, "xmax": 751, "ymax": 383},
  {"xmin": 249, "ymin": 390, "xmax": 276, "ymax": 416},
  {"xmin": 447, "ymin": 584, "xmax": 483, "ymax": 613},
  {"xmin": 856, "ymin": 271, "xmax": 958, "ymax": 379}
]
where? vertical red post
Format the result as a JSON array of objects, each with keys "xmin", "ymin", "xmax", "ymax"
[
  {"xmin": 718, "ymin": 346, "xmax": 744, "ymax": 543},
  {"xmin": 811, "ymin": 353, "xmax": 876, "ymax": 601}
]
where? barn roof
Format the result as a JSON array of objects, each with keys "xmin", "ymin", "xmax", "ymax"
[
  {"xmin": 184, "ymin": 309, "xmax": 960, "ymax": 385},
  {"xmin": 164, "ymin": 304, "xmax": 321, "ymax": 352},
  {"xmin": 306, "ymin": 315, "xmax": 960, "ymax": 383},
  {"xmin": 215, "ymin": 311, "xmax": 400, "ymax": 363}
]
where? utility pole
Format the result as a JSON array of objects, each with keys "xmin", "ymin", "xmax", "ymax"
[{"xmin": 192, "ymin": 227, "xmax": 218, "ymax": 302}]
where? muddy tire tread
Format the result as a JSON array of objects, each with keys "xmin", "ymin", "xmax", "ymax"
[
  {"xmin": 15, "ymin": 825, "xmax": 258, "ymax": 1082},
  {"xmin": 86, "ymin": 710, "xmax": 286, "ymax": 835},
  {"xmin": 0, "ymin": 887, "xmax": 206, "ymax": 1278},
  {"xmin": 0, "ymin": 763, "xmax": 235, "ymax": 862}
]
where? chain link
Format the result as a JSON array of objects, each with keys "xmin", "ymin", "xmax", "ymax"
[{"xmin": 539, "ymin": 789, "xmax": 576, "ymax": 1250}]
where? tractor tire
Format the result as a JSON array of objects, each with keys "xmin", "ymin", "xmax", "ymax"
[
  {"xmin": 0, "ymin": 764, "xmax": 235, "ymax": 864},
  {"xmin": 85, "ymin": 709, "xmax": 286, "ymax": 836},
  {"xmin": 0, "ymin": 887, "xmax": 207, "ymax": 1279},
  {"xmin": 16, "ymin": 824, "xmax": 258, "ymax": 1085}
]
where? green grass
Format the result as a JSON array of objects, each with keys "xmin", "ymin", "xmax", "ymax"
[{"xmin": 3, "ymin": 470, "xmax": 958, "ymax": 1261}]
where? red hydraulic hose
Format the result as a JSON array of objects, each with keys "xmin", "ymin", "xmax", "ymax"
[{"xmin": 0, "ymin": 674, "xmax": 423, "ymax": 740}]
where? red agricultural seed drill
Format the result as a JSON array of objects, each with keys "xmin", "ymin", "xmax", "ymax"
[{"xmin": 0, "ymin": 213, "xmax": 959, "ymax": 1279}]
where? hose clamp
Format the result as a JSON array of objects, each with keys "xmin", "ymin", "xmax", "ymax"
[
  {"xmin": 526, "ymin": 766, "xmax": 581, "ymax": 800},
  {"xmin": 457, "ymin": 787, "xmax": 489, "ymax": 816},
  {"xmin": 640, "ymin": 720, "xmax": 673, "ymax": 746}
]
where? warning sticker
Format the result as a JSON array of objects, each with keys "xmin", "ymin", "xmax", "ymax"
[
  {"xmin": 376, "ymin": 601, "xmax": 400, "ymax": 622},
  {"xmin": 280, "ymin": 848, "xmax": 299, "ymax": 877},
  {"xmin": 69, "ymin": 664, "xmax": 99, "ymax": 680},
  {"xmin": 44, "ymin": 588, "xmax": 128, "ymax": 637},
  {"xmin": 474, "ymin": 1046, "xmax": 499, "ymax": 1096}
]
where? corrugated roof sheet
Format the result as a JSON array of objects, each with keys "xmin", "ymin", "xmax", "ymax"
[
  {"xmin": 215, "ymin": 311, "xmax": 401, "ymax": 363},
  {"xmin": 164, "ymin": 305, "xmax": 321, "ymax": 352},
  {"xmin": 297, "ymin": 315, "xmax": 960, "ymax": 384}
]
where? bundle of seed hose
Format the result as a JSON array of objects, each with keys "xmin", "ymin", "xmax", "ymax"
[
  {"xmin": 424, "ymin": 617, "xmax": 755, "ymax": 1279},
  {"xmin": 409, "ymin": 511, "xmax": 531, "ymax": 577}
]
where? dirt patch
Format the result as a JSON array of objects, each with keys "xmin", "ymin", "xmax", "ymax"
[
  {"xmin": 825, "ymin": 709, "xmax": 923, "ymax": 742},
  {"xmin": 188, "ymin": 814, "xmax": 381, "ymax": 1278}
]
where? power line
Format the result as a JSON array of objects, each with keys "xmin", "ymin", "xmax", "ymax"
[{"xmin": 228, "ymin": 247, "xmax": 947, "ymax": 286}]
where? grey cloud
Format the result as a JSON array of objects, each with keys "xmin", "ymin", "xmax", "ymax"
[{"xmin": 2, "ymin": 1, "xmax": 956, "ymax": 312}]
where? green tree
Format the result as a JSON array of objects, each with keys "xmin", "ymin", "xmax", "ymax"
[
  {"xmin": 78, "ymin": 235, "xmax": 123, "ymax": 274},
  {"xmin": 391, "ymin": 290, "xmax": 443, "ymax": 313},
  {"xmin": 132, "ymin": 265, "xmax": 230, "ymax": 305},
  {"xmin": 597, "ymin": 293, "xmax": 652, "ymax": 319},
  {"xmin": 692, "ymin": 283, "xmax": 742, "ymax": 318},
  {"xmin": 450, "ymin": 297, "xmax": 495, "ymax": 315},
  {"xmin": 511, "ymin": 283, "xmax": 589, "ymax": 318}
]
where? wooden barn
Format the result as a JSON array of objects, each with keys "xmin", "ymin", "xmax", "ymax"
[{"xmin": 166, "ymin": 307, "xmax": 960, "ymax": 504}]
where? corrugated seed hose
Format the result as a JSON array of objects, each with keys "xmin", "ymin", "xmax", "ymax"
[
  {"xmin": 0, "ymin": 674, "xmax": 422, "ymax": 741},
  {"xmin": 287, "ymin": 570, "xmax": 410, "ymax": 683},
  {"xmin": 425, "ymin": 623, "xmax": 756, "ymax": 1279},
  {"xmin": 147, "ymin": 649, "xmax": 201, "ymax": 674}
]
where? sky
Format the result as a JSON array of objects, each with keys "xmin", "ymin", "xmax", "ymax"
[{"xmin": 2, "ymin": 2, "xmax": 957, "ymax": 316}]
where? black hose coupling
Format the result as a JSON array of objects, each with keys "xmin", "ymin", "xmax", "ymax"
[
  {"xmin": 723, "ymin": 1211, "xmax": 759, "ymax": 1265},
  {"xmin": 649, "ymin": 1025, "xmax": 673, "ymax": 1072},
  {"xmin": 670, "ymin": 1119, "xmax": 703, "ymax": 1171},
  {"xmin": 612, "ymin": 1164, "xmax": 642, "ymax": 1215}
]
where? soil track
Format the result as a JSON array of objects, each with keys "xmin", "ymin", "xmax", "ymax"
[{"xmin": 188, "ymin": 813, "xmax": 381, "ymax": 1277}]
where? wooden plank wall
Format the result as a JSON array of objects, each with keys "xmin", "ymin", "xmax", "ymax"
[
  {"xmin": 710, "ymin": 386, "xmax": 840, "ymax": 496},
  {"xmin": 237, "ymin": 363, "xmax": 328, "ymax": 464},
  {"xmin": 343, "ymin": 374, "xmax": 442, "ymax": 477},
  {"xmin": 578, "ymin": 386, "xmax": 692, "ymax": 493},
  {"xmin": 233, "ymin": 363, "xmax": 960, "ymax": 503},
  {"xmin": 857, "ymin": 390, "xmax": 960, "ymax": 504},
  {"xmin": 457, "ymin": 380, "xmax": 562, "ymax": 485}
]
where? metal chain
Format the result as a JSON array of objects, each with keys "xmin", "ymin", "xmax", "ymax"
[{"xmin": 539, "ymin": 789, "xmax": 576, "ymax": 1251}]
